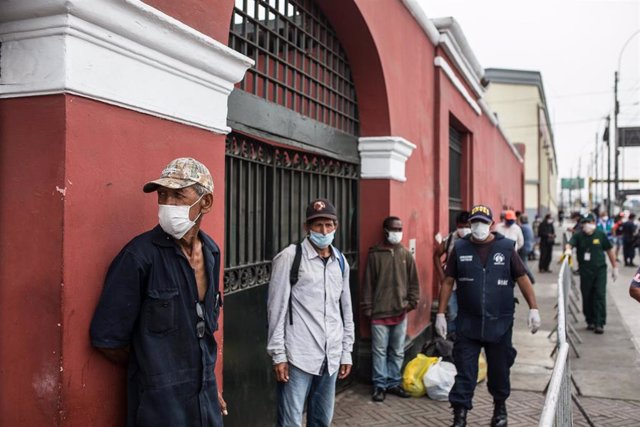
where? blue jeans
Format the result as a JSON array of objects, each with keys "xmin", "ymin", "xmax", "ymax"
[
  {"xmin": 276, "ymin": 362, "xmax": 337, "ymax": 427},
  {"xmin": 371, "ymin": 317, "xmax": 407, "ymax": 389}
]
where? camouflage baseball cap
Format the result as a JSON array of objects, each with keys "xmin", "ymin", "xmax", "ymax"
[{"xmin": 143, "ymin": 157, "xmax": 214, "ymax": 194}]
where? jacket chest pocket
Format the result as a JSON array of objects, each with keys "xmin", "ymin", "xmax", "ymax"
[{"xmin": 145, "ymin": 289, "xmax": 179, "ymax": 335}]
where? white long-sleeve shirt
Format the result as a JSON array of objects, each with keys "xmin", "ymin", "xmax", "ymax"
[
  {"xmin": 494, "ymin": 222, "xmax": 524, "ymax": 251},
  {"xmin": 267, "ymin": 238, "xmax": 355, "ymax": 376}
]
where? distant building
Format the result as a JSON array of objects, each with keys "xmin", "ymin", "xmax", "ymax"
[{"xmin": 484, "ymin": 69, "xmax": 558, "ymax": 218}]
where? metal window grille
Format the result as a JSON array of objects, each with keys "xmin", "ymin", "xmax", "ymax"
[
  {"xmin": 224, "ymin": 132, "xmax": 359, "ymax": 294},
  {"xmin": 449, "ymin": 126, "xmax": 464, "ymax": 231},
  {"xmin": 229, "ymin": 0, "xmax": 359, "ymax": 135}
]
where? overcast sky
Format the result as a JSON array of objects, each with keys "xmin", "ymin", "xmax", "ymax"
[{"xmin": 420, "ymin": 0, "xmax": 640, "ymax": 203}]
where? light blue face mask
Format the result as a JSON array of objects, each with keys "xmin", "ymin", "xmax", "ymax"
[{"xmin": 309, "ymin": 230, "xmax": 335, "ymax": 249}]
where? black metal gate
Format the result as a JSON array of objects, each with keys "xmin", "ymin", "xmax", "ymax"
[
  {"xmin": 449, "ymin": 125, "xmax": 464, "ymax": 231},
  {"xmin": 222, "ymin": 132, "xmax": 358, "ymax": 426}
]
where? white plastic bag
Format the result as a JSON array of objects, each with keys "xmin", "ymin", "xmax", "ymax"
[{"xmin": 423, "ymin": 357, "xmax": 457, "ymax": 401}]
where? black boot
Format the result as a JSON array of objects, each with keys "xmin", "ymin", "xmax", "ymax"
[
  {"xmin": 491, "ymin": 401, "xmax": 508, "ymax": 427},
  {"xmin": 451, "ymin": 406, "xmax": 467, "ymax": 427}
]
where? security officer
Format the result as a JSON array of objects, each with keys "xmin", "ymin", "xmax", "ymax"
[
  {"xmin": 564, "ymin": 213, "xmax": 618, "ymax": 334},
  {"xmin": 436, "ymin": 204, "xmax": 541, "ymax": 427}
]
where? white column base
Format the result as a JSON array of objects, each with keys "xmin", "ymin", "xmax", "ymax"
[{"xmin": 358, "ymin": 136, "xmax": 417, "ymax": 182}]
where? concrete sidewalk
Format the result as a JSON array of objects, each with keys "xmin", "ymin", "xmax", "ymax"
[{"xmin": 333, "ymin": 253, "xmax": 640, "ymax": 426}]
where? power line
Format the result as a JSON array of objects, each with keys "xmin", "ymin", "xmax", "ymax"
[{"xmin": 501, "ymin": 115, "xmax": 608, "ymax": 130}]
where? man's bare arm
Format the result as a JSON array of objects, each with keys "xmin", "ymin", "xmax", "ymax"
[
  {"xmin": 515, "ymin": 274, "xmax": 538, "ymax": 309},
  {"xmin": 437, "ymin": 277, "xmax": 455, "ymax": 314},
  {"xmin": 95, "ymin": 346, "xmax": 130, "ymax": 365}
]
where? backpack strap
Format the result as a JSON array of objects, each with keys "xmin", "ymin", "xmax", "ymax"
[
  {"xmin": 288, "ymin": 242, "xmax": 303, "ymax": 325},
  {"xmin": 332, "ymin": 246, "xmax": 346, "ymax": 278}
]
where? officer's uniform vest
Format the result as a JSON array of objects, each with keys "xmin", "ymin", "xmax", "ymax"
[{"xmin": 454, "ymin": 233, "xmax": 516, "ymax": 342}]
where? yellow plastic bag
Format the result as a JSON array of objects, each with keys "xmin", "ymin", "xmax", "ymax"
[
  {"xmin": 477, "ymin": 351, "xmax": 487, "ymax": 383},
  {"xmin": 402, "ymin": 354, "xmax": 439, "ymax": 397}
]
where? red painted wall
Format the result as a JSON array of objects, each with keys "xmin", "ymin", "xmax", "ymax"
[
  {"xmin": 0, "ymin": 96, "xmax": 66, "ymax": 426},
  {"xmin": 60, "ymin": 96, "xmax": 227, "ymax": 425},
  {"xmin": 0, "ymin": 94, "xmax": 227, "ymax": 425},
  {"xmin": 433, "ymin": 52, "xmax": 524, "ymax": 295},
  {"xmin": 343, "ymin": 0, "xmax": 442, "ymax": 339},
  {"xmin": 336, "ymin": 2, "xmax": 523, "ymax": 339},
  {"xmin": 143, "ymin": 0, "xmax": 234, "ymax": 43}
]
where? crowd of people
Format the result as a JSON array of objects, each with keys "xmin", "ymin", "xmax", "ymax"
[{"xmin": 88, "ymin": 157, "xmax": 640, "ymax": 427}]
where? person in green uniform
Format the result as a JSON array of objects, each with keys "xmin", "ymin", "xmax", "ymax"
[{"xmin": 564, "ymin": 214, "xmax": 618, "ymax": 334}]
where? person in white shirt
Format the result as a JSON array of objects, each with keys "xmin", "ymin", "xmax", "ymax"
[
  {"xmin": 494, "ymin": 210, "xmax": 524, "ymax": 251},
  {"xmin": 267, "ymin": 198, "xmax": 355, "ymax": 427}
]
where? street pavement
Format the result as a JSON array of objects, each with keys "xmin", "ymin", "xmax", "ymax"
[{"xmin": 333, "ymin": 250, "xmax": 640, "ymax": 426}]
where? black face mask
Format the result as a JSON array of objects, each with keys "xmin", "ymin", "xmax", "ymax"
[{"xmin": 506, "ymin": 219, "xmax": 515, "ymax": 226}]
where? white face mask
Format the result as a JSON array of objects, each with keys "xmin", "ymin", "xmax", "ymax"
[
  {"xmin": 583, "ymin": 223, "xmax": 596, "ymax": 235},
  {"xmin": 457, "ymin": 227, "xmax": 471, "ymax": 238},
  {"xmin": 158, "ymin": 194, "xmax": 204, "ymax": 239},
  {"xmin": 386, "ymin": 231, "xmax": 403, "ymax": 245},
  {"xmin": 470, "ymin": 222, "xmax": 491, "ymax": 241}
]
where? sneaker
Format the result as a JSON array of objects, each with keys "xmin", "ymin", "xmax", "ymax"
[
  {"xmin": 594, "ymin": 325, "xmax": 604, "ymax": 334},
  {"xmin": 386, "ymin": 385, "xmax": 411, "ymax": 398},
  {"xmin": 372, "ymin": 387, "xmax": 385, "ymax": 402},
  {"xmin": 587, "ymin": 324, "xmax": 595, "ymax": 331}
]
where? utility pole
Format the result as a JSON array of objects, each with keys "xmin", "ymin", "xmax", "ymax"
[
  {"xmin": 594, "ymin": 133, "xmax": 598, "ymax": 206},
  {"xmin": 577, "ymin": 156, "xmax": 582, "ymax": 207},
  {"xmin": 614, "ymin": 71, "xmax": 620, "ymax": 206},
  {"xmin": 607, "ymin": 116, "xmax": 612, "ymax": 217},
  {"xmin": 569, "ymin": 167, "xmax": 573, "ymax": 210}
]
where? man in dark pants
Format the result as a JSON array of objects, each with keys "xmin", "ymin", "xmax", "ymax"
[
  {"xmin": 565, "ymin": 214, "xmax": 618, "ymax": 333},
  {"xmin": 538, "ymin": 213, "xmax": 555, "ymax": 272},
  {"xmin": 621, "ymin": 213, "xmax": 637, "ymax": 266},
  {"xmin": 90, "ymin": 158, "xmax": 227, "ymax": 426},
  {"xmin": 436, "ymin": 204, "xmax": 540, "ymax": 427}
]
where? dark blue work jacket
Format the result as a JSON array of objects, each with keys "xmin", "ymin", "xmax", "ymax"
[
  {"xmin": 90, "ymin": 225, "xmax": 222, "ymax": 427},
  {"xmin": 454, "ymin": 234, "xmax": 515, "ymax": 343}
]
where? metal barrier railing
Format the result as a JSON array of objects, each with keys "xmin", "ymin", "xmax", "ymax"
[{"xmin": 539, "ymin": 259, "xmax": 573, "ymax": 426}]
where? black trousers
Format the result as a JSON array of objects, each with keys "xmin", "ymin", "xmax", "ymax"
[
  {"xmin": 449, "ymin": 329, "xmax": 517, "ymax": 410},
  {"xmin": 539, "ymin": 242, "xmax": 553, "ymax": 271},
  {"xmin": 623, "ymin": 240, "xmax": 635, "ymax": 264}
]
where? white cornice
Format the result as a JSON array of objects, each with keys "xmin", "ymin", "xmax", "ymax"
[
  {"xmin": 438, "ymin": 32, "xmax": 484, "ymax": 98},
  {"xmin": 358, "ymin": 136, "xmax": 417, "ymax": 182},
  {"xmin": 434, "ymin": 56, "xmax": 481, "ymax": 116},
  {"xmin": 0, "ymin": 0, "xmax": 254, "ymax": 134},
  {"xmin": 431, "ymin": 17, "xmax": 484, "ymax": 82},
  {"xmin": 400, "ymin": 0, "xmax": 440, "ymax": 45},
  {"xmin": 400, "ymin": 8, "xmax": 485, "ymax": 99}
]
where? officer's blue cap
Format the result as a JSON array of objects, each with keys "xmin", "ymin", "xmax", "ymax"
[{"xmin": 468, "ymin": 205, "xmax": 493, "ymax": 224}]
